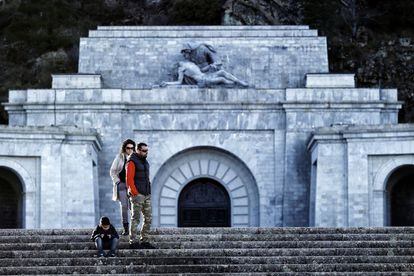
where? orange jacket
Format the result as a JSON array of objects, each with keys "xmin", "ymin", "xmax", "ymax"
[{"xmin": 126, "ymin": 161, "xmax": 138, "ymax": 196}]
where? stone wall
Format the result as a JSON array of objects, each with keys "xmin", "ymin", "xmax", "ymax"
[
  {"xmin": 0, "ymin": 126, "xmax": 101, "ymax": 228},
  {"xmin": 308, "ymin": 124, "xmax": 414, "ymax": 227},
  {"xmin": 2, "ymin": 26, "xmax": 404, "ymax": 228},
  {"xmin": 5, "ymin": 83, "xmax": 400, "ymax": 227},
  {"xmin": 78, "ymin": 26, "xmax": 328, "ymax": 89}
]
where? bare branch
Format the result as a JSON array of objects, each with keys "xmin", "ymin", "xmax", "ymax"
[{"xmin": 340, "ymin": 0, "xmax": 350, "ymax": 8}]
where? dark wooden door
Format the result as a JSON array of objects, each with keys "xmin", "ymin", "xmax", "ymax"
[
  {"xmin": 178, "ymin": 178, "xmax": 230, "ymax": 227},
  {"xmin": 0, "ymin": 178, "xmax": 20, "ymax": 228},
  {"xmin": 391, "ymin": 174, "xmax": 414, "ymax": 226}
]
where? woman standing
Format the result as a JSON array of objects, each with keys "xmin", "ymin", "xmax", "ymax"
[{"xmin": 110, "ymin": 139, "xmax": 136, "ymax": 235}]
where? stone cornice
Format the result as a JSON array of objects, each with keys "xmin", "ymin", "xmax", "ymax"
[
  {"xmin": 0, "ymin": 125, "xmax": 102, "ymax": 151},
  {"xmin": 283, "ymin": 101, "xmax": 402, "ymax": 110},
  {"xmin": 307, "ymin": 124, "xmax": 414, "ymax": 151}
]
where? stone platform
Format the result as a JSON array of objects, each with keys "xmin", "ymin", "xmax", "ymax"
[{"xmin": 0, "ymin": 227, "xmax": 414, "ymax": 275}]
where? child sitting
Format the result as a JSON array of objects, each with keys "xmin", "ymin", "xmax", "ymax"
[{"xmin": 91, "ymin": 216, "xmax": 119, "ymax": 257}]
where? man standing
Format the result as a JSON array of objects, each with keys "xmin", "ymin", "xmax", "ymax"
[{"xmin": 126, "ymin": 142, "xmax": 153, "ymax": 248}]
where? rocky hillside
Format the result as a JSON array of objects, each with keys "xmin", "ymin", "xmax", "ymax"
[{"xmin": 0, "ymin": 0, "xmax": 412, "ymax": 123}]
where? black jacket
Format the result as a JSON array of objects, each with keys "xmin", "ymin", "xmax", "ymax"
[
  {"xmin": 90, "ymin": 225, "xmax": 119, "ymax": 241},
  {"xmin": 127, "ymin": 152, "xmax": 151, "ymax": 196}
]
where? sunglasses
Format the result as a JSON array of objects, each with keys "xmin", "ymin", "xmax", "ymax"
[
  {"xmin": 125, "ymin": 147, "xmax": 134, "ymax": 150},
  {"xmin": 139, "ymin": 149, "xmax": 148, "ymax": 153}
]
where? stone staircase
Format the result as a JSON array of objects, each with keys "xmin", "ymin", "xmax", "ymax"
[{"xmin": 0, "ymin": 227, "xmax": 414, "ymax": 275}]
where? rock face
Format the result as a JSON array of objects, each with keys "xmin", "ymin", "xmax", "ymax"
[{"xmin": 0, "ymin": 227, "xmax": 414, "ymax": 274}]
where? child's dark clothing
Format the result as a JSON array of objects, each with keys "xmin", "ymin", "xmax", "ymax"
[
  {"xmin": 91, "ymin": 225, "xmax": 119, "ymax": 256},
  {"xmin": 91, "ymin": 225, "xmax": 119, "ymax": 243}
]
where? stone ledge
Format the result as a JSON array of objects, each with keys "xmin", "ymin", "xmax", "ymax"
[
  {"xmin": 314, "ymin": 123, "xmax": 414, "ymax": 134},
  {"xmin": 283, "ymin": 102, "xmax": 402, "ymax": 110},
  {"xmin": 1, "ymin": 227, "xmax": 413, "ymax": 234},
  {"xmin": 97, "ymin": 25, "xmax": 311, "ymax": 30},
  {"xmin": 287, "ymin": 88, "xmax": 381, "ymax": 101},
  {"xmin": 305, "ymin": 74, "xmax": 355, "ymax": 88},
  {"xmin": 307, "ymin": 123, "xmax": 414, "ymax": 150},
  {"xmin": 0, "ymin": 125, "xmax": 98, "ymax": 134},
  {"xmin": 88, "ymin": 29, "xmax": 318, "ymax": 38},
  {"xmin": 5, "ymin": 88, "xmax": 286, "ymax": 105},
  {"xmin": 0, "ymin": 125, "xmax": 103, "ymax": 150},
  {"xmin": 52, "ymin": 74, "xmax": 102, "ymax": 89},
  {"xmin": 6, "ymin": 88, "xmax": 401, "ymax": 106},
  {"xmin": 8, "ymin": 90, "xmax": 27, "ymax": 104}
]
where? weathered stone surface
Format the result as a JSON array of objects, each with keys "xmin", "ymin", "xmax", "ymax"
[
  {"xmin": 52, "ymin": 74, "xmax": 102, "ymax": 89},
  {"xmin": 0, "ymin": 126, "xmax": 102, "ymax": 228},
  {"xmin": 305, "ymin": 74, "xmax": 355, "ymax": 88},
  {"xmin": 308, "ymin": 124, "xmax": 414, "ymax": 227},
  {"xmin": 0, "ymin": 227, "xmax": 413, "ymax": 274},
  {"xmin": 78, "ymin": 26, "xmax": 328, "ymax": 89},
  {"xmin": 1, "ymin": 25, "xmax": 410, "ymax": 230}
]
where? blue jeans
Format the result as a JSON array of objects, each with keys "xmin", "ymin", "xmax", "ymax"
[{"xmin": 95, "ymin": 237, "xmax": 119, "ymax": 255}]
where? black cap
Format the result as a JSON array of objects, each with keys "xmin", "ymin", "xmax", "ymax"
[{"xmin": 100, "ymin": 216, "xmax": 110, "ymax": 226}]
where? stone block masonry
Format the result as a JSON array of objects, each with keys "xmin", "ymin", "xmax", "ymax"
[{"xmin": 1, "ymin": 25, "xmax": 406, "ymax": 228}]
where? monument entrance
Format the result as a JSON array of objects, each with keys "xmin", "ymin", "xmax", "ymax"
[
  {"xmin": 0, "ymin": 167, "xmax": 23, "ymax": 228},
  {"xmin": 178, "ymin": 178, "xmax": 231, "ymax": 227},
  {"xmin": 388, "ymin": 165, "xmax": 414, "ymax": 226}
]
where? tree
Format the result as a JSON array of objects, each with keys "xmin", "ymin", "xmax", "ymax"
[{"xmin": 223, "ymin": 0, "xmax": 302, "ymax": 25}]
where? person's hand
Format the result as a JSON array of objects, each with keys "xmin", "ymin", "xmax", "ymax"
[
  {"xmin": 132, "ymin": 194, "xmax": 145, "ymax": 203},
  {"xmin": 108, "ymin": 234, "xmax": 111, "ymax": 239},
  {"xmin": 100, "ymin": 234, "xmax": 104, "ymax": 238},
  {"xmin": 137, "ymin": 194, "xmax": 146, "ymax": 203}
]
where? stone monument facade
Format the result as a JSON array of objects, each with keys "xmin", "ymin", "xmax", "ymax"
[{"xmin": 1, "ymin": 26, "xmax": 412, "ymax": 229}]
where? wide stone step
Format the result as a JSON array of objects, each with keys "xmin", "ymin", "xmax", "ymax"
[
  {"xmin": 1, "ymin": 255, "xmax": 414, "ymax": 267},
  {"xmin": 1, "ymin": 263, "xmax": 414, "ymax": 274},
  {"xmin": 150, "ymin": 227, "xmax": 414, "ymax": 235},
  {"xmin": 2, "ymin": 247, "xmax": 413, "ymax": 259},
  {"xmin": 2, "ymin": 233, "xmax": 414, "ymax": 243},
  {"xmin": 88, "ymin": 29, "xmax": 319, "ymax": 38},
  {"xmin": 1, "ymin": 228, "xmax": 413, "ymax": 274},
  {"xmin": 97, "ymin": 26, "xmax": 311, "ymax": 30},
  {"xmin": 0, "ymin": 240, "xmax": 412, "ymax": 251},
  {"xmin": 1, "ymin": 227, "xmax": 414, "ymax": 236},
  {"xmin": 82, "ymin": 274, "xmax": 414, "ymax": 276}
]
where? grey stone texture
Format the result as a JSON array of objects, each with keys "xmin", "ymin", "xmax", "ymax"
[
  {"xmin": 52, "ymin": 74, "xmax": 102, "ymax": 89},
  {"xmin": 1, "ymin": 25, "xmax": 410, "ymax": 228},
  {"xmin": 305, "ymin": 73, "xmax": 355, "ymax": 88},
  {"xmin": 308, "ymin": 124, "xmax": 414, "ymax": 227},
  {"xmin": 0, "ymin": 126, "xmax": 101, "ymax": 228},
  {"xmin": 1, "ymin": 228, "xmax": 414, "ymax": 274},
  {"xmin": 78, "ymin": 26, "xmax": 328, "ymax": 89}
]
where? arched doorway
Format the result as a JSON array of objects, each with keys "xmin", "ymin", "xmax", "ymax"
[
  {"xmin": 153, "ymin": 146, "xmax": 259, "ymax": 227},
  {"xmin": 387, "ymin": 165, "xmax": 414, "ymax": 226},
  {"xmin": 0, "ymin": 167, "xmax": 24, "ymax": 228},
  {"xmin": 178, "ymin": 178, "xmax": 231, "ymax": 227}
]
